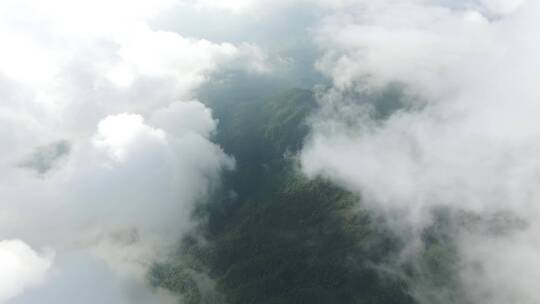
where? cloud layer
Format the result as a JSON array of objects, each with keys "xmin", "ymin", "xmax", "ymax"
[
  {"xmin": 0, "ymin": 241, "xmax": 52, "ymax": 302},
  {"xmin": 0, "ymin": 0, "xmax": 262, "ymax": 302},
  {"xmin": 301, "ymin": 0, "xmax": 540, "ymax": 303},
  {"xmin": 2, "ymin": 0, "xmax": 539, "ymax": 303}
]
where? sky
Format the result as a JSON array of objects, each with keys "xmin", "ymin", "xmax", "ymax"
[{"xmin": 0, "ymin": 0, "xmax": 538, "ymax": 303}]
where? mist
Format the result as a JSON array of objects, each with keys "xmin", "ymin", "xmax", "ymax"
[
  {"xmin": 2, "ymin": 0, "xmax": 539, "ymax": 303},
  {"xmin": 0, "ymin": 0, "xmax": 264, "ymax": 302},
  {"xmin": 301, "ymin": 0, "xmax": 540, "ymax": 303}
]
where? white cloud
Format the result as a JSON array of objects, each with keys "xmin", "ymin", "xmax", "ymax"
[
  {"xmin": 93, "ymin": 114, "xmax": 166, "ymax": 161},
  {"xmin": 187, "ymin": 0, "xmax": 355, "ymax": 14},
  {"xmin": 7, "ymin": 252, "xmax": 178, "ymax": 304},
  {"xmin": 0, "ymin": 240, "xmax": 52, "ymax": 303},
  {"xmin": 301, "ymin": 0, "xmax": 540, "ymax": 303},
  {"xmin": 0, "ymin": 0, "xmax": 252, "ymax": 301}
]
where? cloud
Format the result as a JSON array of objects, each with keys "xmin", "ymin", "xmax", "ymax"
[
  {"xmin": 0, "ymin": 107, "xmax": 231, "ymax": 302},
  {"xmin": 301, "ymin": 0, "xmax": 540, "ymax": 303},
  {"xmin": 0, "ymin": 240, "xmax": 52, "ymax": 303},
  {"xmin": 184, "ymin": 0, "xmax": 354, "ymax": 14},
  {"xmin": 8, "ymin": 252, "xmax": 178, "ymax": 304},
  {"xmin": 0, "ymin": 0, "xmax": 258, "ymax": 302}
]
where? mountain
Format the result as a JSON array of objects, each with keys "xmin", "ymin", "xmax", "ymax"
[{"xmin": 150, "ymin": 87, "xmax": 460, "ymax": 304}]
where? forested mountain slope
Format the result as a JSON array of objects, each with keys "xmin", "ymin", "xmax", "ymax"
[{"xmin": 150, "ymin": 87, "xmax": 460, "ymax": 304}]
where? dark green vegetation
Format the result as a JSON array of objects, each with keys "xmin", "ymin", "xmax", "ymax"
[
  {"xmin": 150, "ymin": 85, "xmax": 460, "ymax": 304},
  {"xmin": 406, "ymin": 209, "xmax": 468, "ymax": 304}
]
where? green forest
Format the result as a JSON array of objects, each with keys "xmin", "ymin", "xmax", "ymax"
[{"xmin": 149, "ymin": 87, "xmax": 464, "ymax": 304}]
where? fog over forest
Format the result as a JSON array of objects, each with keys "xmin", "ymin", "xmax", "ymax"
[{"xmin": 0, "ymin": 1, "xmax": 538, "ymax": 303}]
